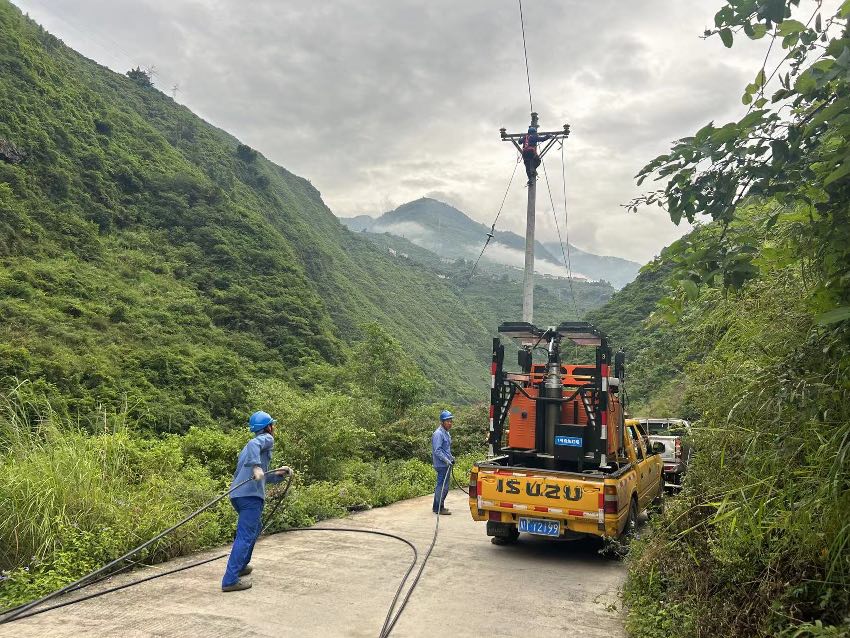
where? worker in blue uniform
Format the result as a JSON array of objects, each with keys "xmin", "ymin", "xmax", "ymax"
[
  {"xmin": 221, "ymin": 410, "xmax": 291, "ymax": 592},
  {"xmin": 521, "ymin": 126, "xmax": 550, "ymax": 184},
  {"xmin": 431, "ymin": 409, "xmax": 456, "ymax": 515}
]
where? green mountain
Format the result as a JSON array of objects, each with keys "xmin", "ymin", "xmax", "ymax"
[
  {"xmin": 0, "ymin": 1, "xmax": 511, "ymax": 429},
  {"xmin": 340, "ymin": 197, "xmax": 642, "ymax": 287},
  {"xmin": 341, "ymin": 196, "xmax": 564, "ymax": 265},
  {"xmin": 348, "ymin": 228, "xmax": 616, "ymax": 327}
]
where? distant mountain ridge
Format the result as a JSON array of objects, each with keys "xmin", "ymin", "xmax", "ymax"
[
  {"xmin": 341, "ymin": 198, "xmax": 568, "ymax": 274},
  {"xmin": 339, "ymin": 198, "xmax": 641, "ymax": 288},
  {"xmin": 542, "ymin": 242, "xmax": 641, "ymax": 289}
]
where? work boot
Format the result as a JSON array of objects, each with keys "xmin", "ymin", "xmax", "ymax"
[
  {"xmin": 439, "ymin": 508, "xmax": 452, "ymax": 515},
  {"xmin": 222, "ymin": 578, "xmax": 252, "ymax": 592},
  {"xmin": 238, "ymin": 564, "xmax": 253, "ymax": 577}
]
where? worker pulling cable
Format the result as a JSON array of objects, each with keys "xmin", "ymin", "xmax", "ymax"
[
  {"xmin": 0, "ymin": 409, "xmax": 459, "ymax": 638},
  {"xmin": 221, "ymin": 410, "xmax": 291, "ymax": 592}
]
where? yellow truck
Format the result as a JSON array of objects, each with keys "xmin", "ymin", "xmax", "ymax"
[{"xmin": 467, "ymin": 322, "xmax": 663, "ymax": 545}]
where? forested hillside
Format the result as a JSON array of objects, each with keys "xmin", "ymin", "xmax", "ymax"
[
  {"xmin": 0, "ymin": 0, "xmax": 517, "ymax": 428},
  {"xmin": 0, "ymin": 0, "xmax": 507, "ymax": 606},
  {"xmin": 603, "ymin": 1, "xmax": 850, "ymax": 635},
  {"xmin": 354, "ymin": 228, "xmax": 616, "ymax": 325}
]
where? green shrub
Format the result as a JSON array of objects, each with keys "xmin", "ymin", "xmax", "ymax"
[{"xmin": 623, "ymin": 265, "xmax": 850, "ymax": 637}]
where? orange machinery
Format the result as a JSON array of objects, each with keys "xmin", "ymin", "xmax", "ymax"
[{"xmin": 489, "ymin": 322, "xmax": 625, "ymax": 471}]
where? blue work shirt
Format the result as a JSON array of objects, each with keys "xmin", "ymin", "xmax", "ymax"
[
  {"xmin": 229, "ymin": 433, "xmax": 285, "ymax": 500},
  {"xmin": 431, "ymin": 425, "xmax": 455, "ymax": 468}
]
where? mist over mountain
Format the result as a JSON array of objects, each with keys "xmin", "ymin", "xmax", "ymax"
[
  {"xmin": 541, "ymin": 242, "xmax": 640, "ymax": 289},
  {"xmin": 340, "ymin": 197, "xmax": 641, "ymax": 288}
]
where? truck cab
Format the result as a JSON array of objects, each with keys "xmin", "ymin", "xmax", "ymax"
[{"xmin": 629, "ymin": 418, "xmax": 692, "ymax": 490}]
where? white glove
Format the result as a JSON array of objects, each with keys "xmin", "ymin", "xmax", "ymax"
[
  {"xmin": 252, "ymin": 466, "xmax": 264, "ymax": 481},
  {"xmin": 275, "ymin": 466, "xmax": 293, "ymax": 477}
]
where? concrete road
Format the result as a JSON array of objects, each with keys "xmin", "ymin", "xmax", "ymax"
[{"xmin": 3, "ymin": 490, "xmax": 626, "ymax": 638}]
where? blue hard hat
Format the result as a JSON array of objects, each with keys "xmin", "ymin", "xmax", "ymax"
[
  {"xmin": 528, "ymin": 126, "xmax": 537, "ymax": 133},
  {"xmin": 440, "ymin": 409, "xmax": 454, "ymax": 421},
  {"xmin": 249, "ymin": 410, "xmax": 276, "ymax": 432}
]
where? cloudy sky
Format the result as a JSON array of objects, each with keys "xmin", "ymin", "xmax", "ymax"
[{"xmin": 13, "ymin": 0, "xmax": 791, "ymax": 263}]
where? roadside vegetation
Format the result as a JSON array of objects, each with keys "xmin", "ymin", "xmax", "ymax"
[
  {"xmin": 0, "ymin": 1, "xmax": 497, "ymax": 610},
  {"xmin": 602, "ymin": 1, "xmax": 850, "ymax": 635},
  {"xmin": 0, "ymin": 326, "xmax": 486, "ymax": 608}
]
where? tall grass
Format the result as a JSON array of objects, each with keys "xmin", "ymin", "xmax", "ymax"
[
  {"xmin": 624, "ymin": 270, "xmax": 850, "ymax": 637},
  {"xmin": 0, "ymin": 380, "xmax": 486, "ymax": 608},
  {"xmin": 0, "ymin": 382, "xmax": 228, "ymax": 605}
]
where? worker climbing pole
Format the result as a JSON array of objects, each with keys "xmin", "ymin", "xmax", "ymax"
[
  {"xmin": 497, "ymin": 0, "xmax": 572, "ymax": 324},
  {"xmin": 500, "ymin": 116, "xmax": 570, "ymax": 324}
]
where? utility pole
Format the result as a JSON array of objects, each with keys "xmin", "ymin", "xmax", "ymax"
[{"xmin": 501, "ymin": 112, "xmax": 570, "ymax": 323}]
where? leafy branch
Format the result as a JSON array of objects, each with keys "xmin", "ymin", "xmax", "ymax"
[{"xmin": 627, "ymin": 0, "xmax": 850, "ymax": 323}]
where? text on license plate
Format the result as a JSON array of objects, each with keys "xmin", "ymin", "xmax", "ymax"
[{"xmin": 518, "ymin": 517, "xmax": 560, "ymax": 537}]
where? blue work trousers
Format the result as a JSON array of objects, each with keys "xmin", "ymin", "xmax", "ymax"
[
  {"xmin": 432, "ymin": 466, "xmax": 450, "ymax": 513},
  {"xmin": 222, "ymin": 496, "xmax": 263, "ymax": 587}
]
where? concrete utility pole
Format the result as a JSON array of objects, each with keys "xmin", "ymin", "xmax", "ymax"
[{"xmin": 501, "ymin": 113, "xmax": 570, "ymax": 323}]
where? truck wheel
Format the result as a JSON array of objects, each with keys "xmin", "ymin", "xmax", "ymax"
[
  {"xmin": 603, "ymin": 499, "xmax": 639, "ymax": 559},
  {"xmin": 491, "ymin": 527, "xmax": 519, "ymax": 545},
  {"xmin": 620, "ymin": 498, "xmax": 638, "ymax": 541}
]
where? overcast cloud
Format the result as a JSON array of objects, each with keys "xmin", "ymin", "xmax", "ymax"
[{"xmin": 12, "ymin": 0, "xmax": 796, "ymax": 263}]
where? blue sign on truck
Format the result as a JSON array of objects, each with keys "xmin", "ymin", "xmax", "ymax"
[{"xmin": 554, "ymin": 436, "xmax": 582, "ymax": 447}]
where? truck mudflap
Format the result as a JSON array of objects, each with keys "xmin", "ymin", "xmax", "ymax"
[{"xmin": 474, "ymin": 468, "xmax": 608, "ymax": 531}]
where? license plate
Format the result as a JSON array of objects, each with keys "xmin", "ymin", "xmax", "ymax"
[{"xmin": 518, "ymin": 517, "xmax": 560, "ymax": 537}]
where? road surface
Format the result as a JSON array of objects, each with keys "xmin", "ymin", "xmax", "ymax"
[{"xmin": 4, "ymin": 490, "xmax": 626, "ymax": 637}]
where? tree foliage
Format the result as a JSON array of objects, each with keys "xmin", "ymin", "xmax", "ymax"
[
  {"xmin": 126, "ymin": 66, "xmax": 153, "ymax": 89},
  {"xmin": 617, "ymin": 2, "xmax": 850, "ymax": 635},
  {"xmin": 629, "ymin": 0, "xmax": 850, "ymax": 324}
]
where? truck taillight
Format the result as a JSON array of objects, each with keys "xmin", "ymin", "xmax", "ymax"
[
  {"xmin": 488, "ymin": 511, "xmax": 501, "ymax": 522},
  {"xmin": 603, "ymin": 485, "xmax": 618, "ymax": 514},
  {"xmin": 675, "ymin": 438, "xmax": 682, "ymax": 459},
  {"xmin": 469, "ymin": 472, "xmax": 478, "ymax": 498}
]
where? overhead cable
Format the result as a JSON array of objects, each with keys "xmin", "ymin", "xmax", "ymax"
[{"xmin": 540, "ymin": 155, "xmax": 580, "ymax": 318}]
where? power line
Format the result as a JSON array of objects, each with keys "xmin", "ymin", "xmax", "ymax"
[
  {"xmin": 540, "ymin": 154, "xmax": 579, "ymax": 318},
  {"xmin": 558, "ymin": 141, "xmax": 578, "ymax": 303},
  {"xmin": 517, "ymin": 0, "xmax": 534, "ymax": 113},
  {"xmin": 465, "ymin": 157, "xmax": 520, "ymax": 284}
]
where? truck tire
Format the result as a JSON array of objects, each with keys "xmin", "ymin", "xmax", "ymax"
[
  {"xmin": 491, "ymin": 527, "xmax": 519, "ymax": 545},
  {"xmin": 620, "ymin": 497, "xmax": 638, "ymax": 542}
]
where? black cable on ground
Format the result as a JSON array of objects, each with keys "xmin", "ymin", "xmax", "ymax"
[
  {"xmin": 0, "ymin": 470, "xmax": 452, "ymax": 638},
  {"xmin": 0, "ymin": 473, "xmax": 296, "ymax": 623},
  {"xmin": 0, "ymin": 476, "xmax": 259, "ymax": 624},
  {"xmin": 379, "ymin": 467, "xmax": 452, "ymax": 637}
]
